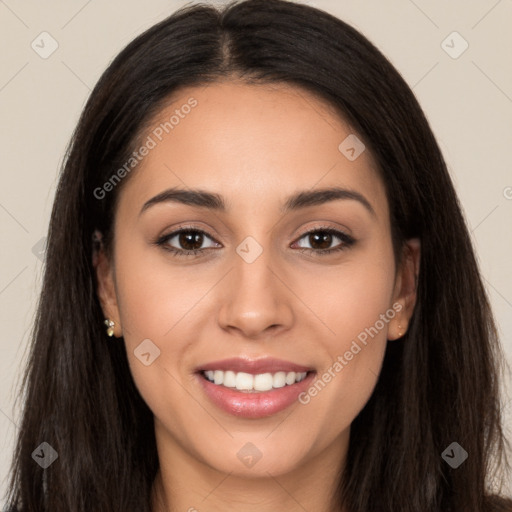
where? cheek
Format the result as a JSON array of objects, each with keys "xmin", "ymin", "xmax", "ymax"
[
  {"xmin": 111, "ymin": 244, "xmax": 205, "ymax": 409},
  {"xmin": 308, "ymin": 246, "xmax": 396, "ymax": 345},
  {"xmin": 113, "ymin": 240, "xmax": 208, "ymax": 341},
  {"xmin": 297, "ymin": 243, "xmax": 396, "ymax": 424}
]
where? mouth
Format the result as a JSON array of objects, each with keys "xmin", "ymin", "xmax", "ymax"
[{"xmin": 194, "ymin": 357, "xmax": 316, "ymax": 418}]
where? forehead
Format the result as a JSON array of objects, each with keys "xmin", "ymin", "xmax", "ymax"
[{"xmin": 118, "ymin": 80, "xmax": 388, "ymax": 219}]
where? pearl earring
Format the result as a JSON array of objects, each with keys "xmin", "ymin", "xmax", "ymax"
[{"xmin": 104, "ymin": 319, "xmax": 115, "ymax": 337}]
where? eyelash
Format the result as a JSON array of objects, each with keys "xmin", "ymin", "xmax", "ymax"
[{"xmin": 154, "ymin": 225, "xmax": 355, "ymax": 258}]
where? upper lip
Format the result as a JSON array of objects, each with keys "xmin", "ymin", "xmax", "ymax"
[{"xmin": 197, "ymin": 357, "xmax": 315, "ymax": 375}]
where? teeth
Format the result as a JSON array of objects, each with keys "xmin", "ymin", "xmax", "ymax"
[
  {"xmin": 224, "ymin": 370, "xmax": 236, "ymax": 388},
  {"xmin": 254, "ymin": 373, "xmax": 273, "ymax": 391},
  {"xmin": 273, "ymin": 371, "xmax": 286, "ymax": 388},
  {"xmin": 202, "ymin": 370, "xmax": 308, "ymax": 391},
  {"xmin": 285, "ymin": 372, "xmax": 296, "ymax": 385},
  {"xmin": 235, "ymin": 372, "xmax": 254, "ymax": 390}
]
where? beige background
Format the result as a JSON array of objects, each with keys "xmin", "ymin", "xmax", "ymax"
[{"xmin": 1, "ymin": 0, "xmax": 511, "ymax": 502}]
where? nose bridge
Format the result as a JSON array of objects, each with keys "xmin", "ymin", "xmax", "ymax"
[
  {"xmin": 235, "ymin": 236, "xmax": 274, "ymax": 294},
  {"xmin": 217, "ymin": 235, "xmax": 293, "ymax": 337}
]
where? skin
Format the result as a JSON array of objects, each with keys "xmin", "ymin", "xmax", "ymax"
[{"xmin": 94, "ymin": 80, "xmax": 420, "ymax": 512}]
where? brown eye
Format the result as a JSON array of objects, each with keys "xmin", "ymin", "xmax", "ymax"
[
  {"xmin": 178, "ymin": 231, "xmax": 205, "ymax": 251},
  {"xmin": 307, "ymin": 231, "xmax": 333, "ymax": 250},
  {"xmin": 156, "ymin": 228, "xmax": 220, "ymax": 256},
  {"xmin": 294, "ymin": 227, "xmax": 355, "ymax": 255}
]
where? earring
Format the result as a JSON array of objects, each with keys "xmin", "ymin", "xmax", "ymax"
[
  {"xmin": 104, "ymin": 319, "xmax": 115, "ymax": 337},
  {"xmin": 398, "ymin": 324, "xmax": 403, "ymax": 337}
]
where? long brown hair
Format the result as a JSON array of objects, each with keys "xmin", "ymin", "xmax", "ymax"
[{"xmin": 5, "ymin": 1, "xmax": 511, "ymax": 510}]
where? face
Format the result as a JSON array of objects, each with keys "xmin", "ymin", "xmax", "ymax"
[{"xmin": 95, "ymin": 80, "xmax": 419, "ymax": 480}]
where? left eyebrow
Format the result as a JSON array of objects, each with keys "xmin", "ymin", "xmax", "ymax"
[
  {"xmin": 139, "ymin": 186, "xmax": 376, "ymax": 218},
  {"xmin": 281, "ymin": 186, "xmax": 376, "ymax": 217}
]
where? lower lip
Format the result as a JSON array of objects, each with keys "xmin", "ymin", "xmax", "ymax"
[{"xmin": 196, "ymin": 372, "xmax": 316, "ymax": 419}]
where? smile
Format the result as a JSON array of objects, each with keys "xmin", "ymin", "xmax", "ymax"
[{"xmin": 202, "ymin": 369, "xmax": 309, "ymax": 392}]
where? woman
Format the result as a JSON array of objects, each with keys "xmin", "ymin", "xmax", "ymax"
[{"xmin": 6, "ymin": 0, "xmax": 511, "ymax": 510}]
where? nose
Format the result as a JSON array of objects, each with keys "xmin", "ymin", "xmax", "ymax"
[{"xmin": 217, "ymin": 243, "xmax": 294, "ymax": 340}]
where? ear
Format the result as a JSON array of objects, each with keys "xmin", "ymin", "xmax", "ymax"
[
  {"xmin": 92, "ymin": 230, "xmax": 122, "ymax": 337},
  {"xmin": 388, "ymin": 238, "xmax": 420, "ymax": 340}
]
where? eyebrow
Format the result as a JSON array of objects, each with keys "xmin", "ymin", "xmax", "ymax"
[{"xmin": 139, "ymin": 186, "xmax": 376, "ymax": 217}]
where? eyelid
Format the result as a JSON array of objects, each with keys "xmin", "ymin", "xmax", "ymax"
[{"xmin": 291, "ymin": 221, "xmax": 353, "ymax": 239}]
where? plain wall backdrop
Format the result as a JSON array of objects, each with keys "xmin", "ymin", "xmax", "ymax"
[{"xmin": 1, "ymin": 0, "xmax": 511, "ymax": 501}]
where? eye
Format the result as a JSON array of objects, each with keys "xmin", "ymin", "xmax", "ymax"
[
  {"xmin": 155, "ymin": 227, "xmax": 221, "ymax": 257},
  {"xmin": 292, "ymin": 227, "xmax": 355, "ymax": 255},
  {"xmin": 154, "ymin": 225, "xmax": 355, "ymax": 258}
]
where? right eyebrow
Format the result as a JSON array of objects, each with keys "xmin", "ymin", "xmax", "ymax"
[{"xmin": 139, "ymin": 188, "xmax": 226, "ymax": 217}]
